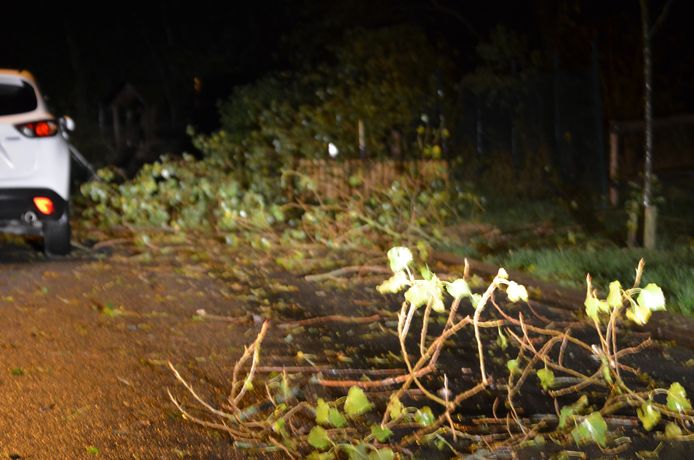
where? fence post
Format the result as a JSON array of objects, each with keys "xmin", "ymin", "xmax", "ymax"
[
  {"xmin": 609, "ymin": 128, "xmax": 619, "ymax": 207},
  {"xmin": 358, "ymin": 119, "xmax": 366, "ymax": 159}
]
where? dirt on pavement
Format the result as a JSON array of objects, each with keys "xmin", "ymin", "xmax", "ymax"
[{"xmin": 0, "ymin": 240, "xmax": 250, "ymax": 459}]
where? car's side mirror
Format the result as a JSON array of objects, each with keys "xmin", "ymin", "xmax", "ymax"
[{"xmin": 61, "ymin": 115, "xmax": 76, "ymax": 132}]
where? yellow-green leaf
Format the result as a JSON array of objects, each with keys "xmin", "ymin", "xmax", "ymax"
[
  {"xmin": 308, "ymin": 426, "xmax": 331, "ymax": 450},
  {"xmin": 637, "ymin": 401, "xmax": 661, "ymax": 431},
  {"xmin": 315, "ymin": 399, "xmax": 330, "ymax": 425},
  {"xmin": 344, "ymin": 386, "xmax": 373, "ymax": 418},
  {"xmin": 536, "ymin": 367, "xmax": 555, "ymax": 391},
  {"xmin": 370, "ymin": 424, "xmax": 393, "ymax": 442},
  {"xmin": 507, "ymin": 359, "xmax": 520, "ymax": 376},
  {"xmin": 506, "ymin": 281, "xmax": 528, "ymax": 303},
  {"xmin": 585, "ymin": 297, "xmax": 609, "ymax": 322},
  {"xmin": 387, "ymin": 247, "xmax": 413, "ymax": 273},
  {"xmin": 606, "ymin": 281, "xmax": 622, "ymax": 308},
  {"xmin": 415, "ymin": 406, "xmax": 435, "ymax": 426},
  {"xmin": 446, "ymin": 279, "xmax": 471, "ymax": 300},
  {"xmin": 386, "ymin": 394, "xmax": 404, "ymax": 420},
  {"xmin": 328, "ymin": 408, "xmax": 347, "ymax": 428},
  {"xmin": 377, "ymin": 271, "xmax": 409, "ymax": 294},
  {"xmin": 369, "ymin": 448, "xmax": 395, "ymax": 460},
  {"xmin": 307, "ymin": 451, "xmax": 335, "ymax": 460},
  {"xmin": 571, "ymin": 412, "xmax": 608, "ymax": 447},
  {"xmin": 664, "ymin": 422, "xmax": 683, "ymax": 439},
  {"xmin": 558, "ymin": 395, "xmax": 589, "ymax": 429},
  {"xmin": 497, "ymin": 327, "xmax": 508, "ymax": 350},
  {"xmin": 637, "ymin": 283, "xmax": 666, "ymax": 312},
  {"xmin": 666, "ymin": 382, "xmax": 692, "ymax": 412}
]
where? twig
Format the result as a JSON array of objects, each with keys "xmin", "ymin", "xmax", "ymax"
[
  {"xmin": 304, "ymin": 265, "xmax": 391, "ymax": 282},
  {"xmin": 230, "ymin": 321, "xmax": 270, "ymax": 407},
  {"xmin": 278, "ymin": 314, "xmax": 380, "ymax": 329},
  {"xmin": 318, "ymin": 364, "xmax": 435, "ymax": 388}
]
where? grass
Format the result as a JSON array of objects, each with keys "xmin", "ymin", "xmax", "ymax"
[
  {"xmin": 488, "ymin": 246, "xmax": 694, "ymax": 314},
  {"xmin": 451, "ymin": 186, "xmax": 694, "ymax": 314}
]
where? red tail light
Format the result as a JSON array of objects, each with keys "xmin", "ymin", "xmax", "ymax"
[
  {"xmin": 33, "ymin": 197, "xmax": 55, "ymax": 215},
  {"xmin": 15, "ymin": 119, "xmax": 59, "ymax": 138}
]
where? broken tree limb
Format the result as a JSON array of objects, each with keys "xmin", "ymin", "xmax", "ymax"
[{"xmin": 277, "ymin": 313, "xmax": 380, "ymax": 329}]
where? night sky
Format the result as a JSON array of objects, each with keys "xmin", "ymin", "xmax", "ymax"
[{"xmin": 2, "ymin": 1, "xmax": 693, "ymax": 132}]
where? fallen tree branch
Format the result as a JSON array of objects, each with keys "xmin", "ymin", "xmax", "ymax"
[
  {"xmin": 304, "ymin": 265, "xmax": 391, "ymax": 282},
  {"xmin": 278, "ymin": 314, "xmax": 380, "ymax": 329}
]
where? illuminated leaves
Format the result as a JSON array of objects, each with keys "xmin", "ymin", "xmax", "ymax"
[
  {"xmin": 536, "ymin": 367, "xmax": 554, "ymax": 391},
  {"xmin": 386, "ymin": 247, "xmax": 413, "ymax": 273},
  {"xmin": 377, "ymin": 271, "xmax": 409, "ymax": 294},
  {"xmin": 316, "ymin": 399, "xmax": 347, "ymax": 428},
  {"xmin": 415, "ymin": 406, "xmax": 435, "ymax": 426},
  {"xmin": 344, "ymin": 387, "xmax": 373, "ymax": 418},
  {"xmin": 506, "ymin": 281, "xmax": 528, "ymax": 303},
  {"xmin": 666, "ymin": 382, "xmax": 692, "ymax": 413},
  {"xmin": 606, "ymin": 281, "xmax": 622, "ymax": 308},
  {"xmin": 370, "ymin": 424, "xmax": 393, "ymax": 442},
  {"xmin": 308, "ymin": 426, "xmax": 331, "ymax": 450},
  {"xmin": 637, "ymin": 401, "xmax": 661, "ymax": 431},
  {"xmin": 571, "ymin": 412, "xmax": 608, "ymax": 447},
  {"xmin": 446, "ymin": 279, "xmax": 471, "ymax": 300},
  {"xmin": 558, "ymin": 395, "xmax": 588, "ymax": 429}
]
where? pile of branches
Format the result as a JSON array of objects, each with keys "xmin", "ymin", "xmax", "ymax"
[
  {"xmin": 79, "ymin": 154, "xmax": 481, "ymax": 257},
  {"xmin": 167, "ymin": 247, "xmax": 693, "ymax": 458}
]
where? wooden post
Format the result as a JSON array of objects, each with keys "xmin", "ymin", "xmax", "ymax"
[
  {"xmin": 644, "ymin": 205, "xmax": 657, "ymax": 249},
  {"xmin": 112, "ymin": 105, "xmax": 121, "ymax": 150},
  {"xmin": 609, "ymin": 129, "xmax": 619, "ymax": 207},
  {"xmin": 358, "ymin": 119, "xmax": 366, "ymax": 159}
]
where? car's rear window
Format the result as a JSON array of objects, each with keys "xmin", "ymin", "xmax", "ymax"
[{"xmin": 0, "ymin": 81, "xmax": 38, "ymax": 115}]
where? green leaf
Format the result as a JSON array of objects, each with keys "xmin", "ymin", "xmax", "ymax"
[
  {"xmin": 386, "ymin": 394, "xmax": 404, "ymax": 420},
  {"xmin": 307, "ymin": 452, "xmax": 335, "ymax": 460},
  {"xmin": 506, "ymin": 281, "xmax": 528, "ymax": 303},
  {"xmin": 370, "ymin": 424, "xmax": 393, "ymax": 442},
  {"xmin": 666, "ymin": 382, "xmax": 692, "ymax": 412},
  {"xmin": 341, "ymin": 443, "xmax": 369, "ymax": 460},
  {"xmin": 404, "ymin": 282, "xmax": 429, "ymax": 309},
  {"xmin": 387, "ymin": 247, "xmax": 413, "ymax": 273},
  {"xmin": 664, "ymin": 422, "xmax": 683, "ymax": 439},
  {"xmin": 626, "ymin": 303, "xmax": 653, "ymax": 325},
  {"xmin": 606, "ymin": 281, "xmax": 622, "ymax": 308},
  {"xmin": 369, "ymin": 448, "xmax": 395, "ymax": 460},
  {"xmin": 328, "ymin": 408, "xmax": 347, "ymax": 428},
  {"xmin": 308, "ymin": 426, "xmax": 331, "ymax": 450},
  {"xmin": 86, "ymin": 446, "xmax": 99, "ymax": 456},
  {"xmin": 446, "ymin": 279, "xmax": 471, "ymax": 300},
  {"xmin": 637, "ymin": 401, "xmax": 661, "ymax": 431},
  {"xmin": 316, "ymin": 399, "xmax": 330, "ymax": 425},
  {"xmin": 497, "ymin": 327, "xmax": 508, "ymax": 350},
  {"xmin": 377, "ymin": 271, "xmax": 409, "ymax": 294},
  {"xmin": 637, "ymin": 283, "xmax": 666, "ymax": 312},
  {"xmin": 571, "ymin": 412, "xmax": 608, "ymax": 447},
  {"xmin": 415, "ymin": 406, "xmax": 435, "ymax": 426},
  {"xmin": 558, "ymin": 395, "xmax": 588, "ymax": 429},
  {"xmin": 404, "ymin": 278, "xmax": 445, "ymax": 312},
  {"xmin": 584, "ymin": 296, "xmax": 609, "ymax": 322},
  {"xmin": 272, "ymin": 419, "xmax": 289, "ymax": 438},
  {"xmin": 507, "ymin": 359, "xmax": 520, "ymax": 376},
  {"xmin": 536, "ymin": 367, "xmax": 555, "ymax": 391},
  {"xmin": 344, "ymin": 386, "xmax": 373, "ymax": 418}
]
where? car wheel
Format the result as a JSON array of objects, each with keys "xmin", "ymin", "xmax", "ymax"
[{"xmin": 44, "ymin": 213, "xmax": 71, "ymax": 256}]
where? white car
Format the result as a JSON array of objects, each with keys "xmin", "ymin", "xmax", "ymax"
[{"xmin": 0, "ymin": 69, "xmax": 73, "ymax": 255}]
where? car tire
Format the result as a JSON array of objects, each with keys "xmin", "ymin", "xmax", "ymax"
[{"xmin": 44, "ymin": 213, "xmax": 71, "ymax": 256}]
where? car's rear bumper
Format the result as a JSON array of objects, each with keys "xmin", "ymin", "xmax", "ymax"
[{"xmin": 0, "ymin": 188, "xmax": 68, "ymax": 227}]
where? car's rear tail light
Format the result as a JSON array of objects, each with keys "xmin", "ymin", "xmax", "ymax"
[
  {"xmin": 33, "ymin": 196, "xmax": 55, "ymax": 215},
  {"xmin": 14, "ymin": 119, "xmax": 59, "ymax": 138}
]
